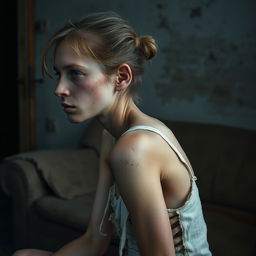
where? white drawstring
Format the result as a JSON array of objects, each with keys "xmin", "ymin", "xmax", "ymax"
[
  {"xmin": 119, "ymin": 211, "xmax": 128, "ymax": 255},
  {"xmin": 99, "ymin": 187, "xmax": 113, "ymax": 236},
  {"xmin": 99, "ymin": 184, "xmax": 129, "ymax": 255}
]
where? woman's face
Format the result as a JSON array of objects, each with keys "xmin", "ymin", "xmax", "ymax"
[{"xmin": 53, "ymin": 39, "xmax": 116, "ymax": 123}]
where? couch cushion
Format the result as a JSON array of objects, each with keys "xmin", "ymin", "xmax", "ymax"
[
  {"xmin": 167, "ymin": 121, "xmax": 256, "ymax": 213},
  {"xmin": 203, "ymin": 204, "xmax": 256, "ymax": 256},
  {"xmin": 35, "ymin": 192, "xmax": 95, "ymax": 232},
  {"xmin": 6, "ymin": 149, "xmax": 99, "ymax": 199}
]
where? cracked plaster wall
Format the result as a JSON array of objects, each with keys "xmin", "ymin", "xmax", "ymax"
[{"xmin": 35, "ymin": 0, "xmax": 256, "ymax": 149}]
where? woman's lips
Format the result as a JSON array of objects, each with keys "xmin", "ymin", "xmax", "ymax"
[
  {"xmin": 61, "ymin": 103, "xmax": 76, "ymax": 113},
  {"xmin": 64, "ymin": 106, "xmax": 76, "ymax": 113}
]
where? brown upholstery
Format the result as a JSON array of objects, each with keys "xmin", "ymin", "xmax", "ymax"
[
  {"xmin": 35, "ymin": 193, "xmax": 95, "ymax": 231},
  {"xmin": 203, "ymin": 204, "xmax": 256, "ymax": 256},
  {"xmin": 168, "ymin": 121, "xmax": 256, "ymax": 212},
  {"xmin": 6, "ymin": 149, "xmax": 99, "ymax": 199}
]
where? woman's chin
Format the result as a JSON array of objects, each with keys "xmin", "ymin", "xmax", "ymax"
[
  {"xmin": 69, "ymin": 119, "xmax": 83, "ymax": 123},
  {"xmin": 66, "ymin": 114, "xmax": 91, "ymax": 123}
]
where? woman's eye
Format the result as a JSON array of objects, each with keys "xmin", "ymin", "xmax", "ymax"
[
  {"xmin": 69, "ymin": 70, "xmax": 85, "ymax": 79},
  {"xmin": 54, "ymin": 71, "xmax": 60, "ymax": 80}
]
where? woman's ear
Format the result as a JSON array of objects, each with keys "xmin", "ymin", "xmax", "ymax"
[{"xmin": 115, "ymin": 64, "xmax": 132, "ymax": 92}]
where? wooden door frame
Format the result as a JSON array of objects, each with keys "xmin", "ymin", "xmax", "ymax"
[{"xmin": 17, "ymin": 0, "xmax": 36, "ymax": 152}]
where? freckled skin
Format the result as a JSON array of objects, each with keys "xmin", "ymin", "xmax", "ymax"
[{"xmin": 54, "ymin": 40, "xmax": 116, "ymax": 123}]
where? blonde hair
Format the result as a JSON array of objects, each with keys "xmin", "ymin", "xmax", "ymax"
[{"xmin": 42, "ymin": 12, "xmax": 158, "ymax": 96}]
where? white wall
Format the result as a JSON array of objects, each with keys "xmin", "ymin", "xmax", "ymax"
[{"xmin": 35, "ymin": 0, "xmax": 256, "ymax": 149}]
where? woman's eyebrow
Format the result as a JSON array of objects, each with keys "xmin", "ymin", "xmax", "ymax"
[{"xmin": 54, "ymin": 64, "xmax": 87, "ymax": 71}]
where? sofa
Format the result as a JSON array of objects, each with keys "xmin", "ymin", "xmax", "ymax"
[{"xmin": 0, "ymin": 118, "xmax": 255, "ymax": 255}]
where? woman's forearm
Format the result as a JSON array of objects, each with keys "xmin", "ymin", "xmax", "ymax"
[{"xmin": 52, "ymin": 234, "xmax": 101, "ymax": 256}]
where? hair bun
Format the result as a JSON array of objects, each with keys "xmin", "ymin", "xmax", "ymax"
[{"xmin": 137, "ymin": 35, "xmax": 157, "ymax": 60}]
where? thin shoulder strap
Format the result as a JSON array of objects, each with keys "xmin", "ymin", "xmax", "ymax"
[{"xmin": 122, "ymin": 126, "xmax": 197, "ymax": 181}]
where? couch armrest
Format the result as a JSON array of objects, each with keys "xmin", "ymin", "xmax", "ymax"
[
  {"xmin": 0, "ymin": 158, "xmax": 51, "ymax": 204},
  {"xmin": 0, "ymin": 148, "xmax": 100, "ymax": 249},
  {"xmin": 0, "ymin": 158, "xmax": 52, "ymax": 249},
  {"xmin": 3, "ymin": 148, "xmax": 99, "ymax": 200}
]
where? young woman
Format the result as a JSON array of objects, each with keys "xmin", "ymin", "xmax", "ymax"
[{"xmin": 13, "ymin": 12, "xmax": 211, "ymax": 256}]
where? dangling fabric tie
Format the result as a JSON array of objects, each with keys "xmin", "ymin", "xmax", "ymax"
[
  {"xmin": 99, "ymin": 187, "xmax": 113, "ymax": 236},
  {"xmin": 119, "ymin": 211, "xmax": 128, "ymax": 255}
]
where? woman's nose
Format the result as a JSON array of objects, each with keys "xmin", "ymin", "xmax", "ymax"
[{"xmin": 55, "ymin": 81, "xmax": 71, "ymax": 97}]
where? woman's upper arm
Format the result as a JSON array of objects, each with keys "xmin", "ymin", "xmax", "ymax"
[
  {"xmin": 110, "ymin": 135, "xmax": 176, "ymax": 256},
  {"xmin": 84, "ymin": 129, "xmax": 114, "ymax": 253}
]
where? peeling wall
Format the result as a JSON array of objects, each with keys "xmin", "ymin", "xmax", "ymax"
[{"xmin": 35, "ymin": 0, "xmax": 256, "ymax": 149}]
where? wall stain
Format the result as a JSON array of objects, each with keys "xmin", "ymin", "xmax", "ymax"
[
  {"xmin": 158, "ymin": 15, "xmax": 169, "ymax": 29},
  {"xmin": 208, "ymin": 51, "xmax": 217, "ymax": 62},
  {"xmin": 156, "ymin": 3, "xmax": 164, "ymax": 10},
  {"xmin": 205, "ymin": 0, "xmax": 215, "ymax": 8},
  {"xmin": 190, "ymin": 7, "xmax": 202, "ymax": 18},
  {"xmin": 230, "ymin": 43, "xmax": 238, "ymax": 52},
  {"xmin": 154, "ymin": 17, "xmax": 256, "ymax": 112},
  {"xmin": 154, "ymin": 0, "xmax": 256, "ymax": 114},
  {"xmin": 178, "ymin": 0, "xmax": 215, "ymax": 17}
]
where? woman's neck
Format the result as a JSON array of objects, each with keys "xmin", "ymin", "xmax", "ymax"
[{"xmin": 96, "ymin": 94, "xmax": 142, "ymax": 139}]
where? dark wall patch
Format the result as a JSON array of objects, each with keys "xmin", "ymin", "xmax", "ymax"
[
  {"xmin": 205, "ymin": 0, "xmax": 215, "ymax": 8},
  {"xmin": 190, "ymin": 7, "xmax": 202, "ymax": 18},
  {"xmin": 208, "ymin": 51, "xmax": 217, "ymax": 62}
]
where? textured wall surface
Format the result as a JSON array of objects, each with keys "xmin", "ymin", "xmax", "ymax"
[
  {"xmin": 145, "ymin": 0, "xmax": 256, "ymax": 128},
  {"xmin": 35, "ymin": 0, "xmax": 256, "ymax": 149}
]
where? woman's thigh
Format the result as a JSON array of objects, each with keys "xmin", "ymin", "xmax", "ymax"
[{"xmin": 12, "ymin": 249, "xmax": 52, "ymax": 256}]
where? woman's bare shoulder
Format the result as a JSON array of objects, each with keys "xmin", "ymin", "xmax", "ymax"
[{"xmin": 110, "ymin": 128, "xmax": 164, "ymax": 170}]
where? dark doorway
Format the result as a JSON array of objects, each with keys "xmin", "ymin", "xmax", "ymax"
[
  {"xmin": 0, "ymin": 0, "xmax": 19, "ymax": 161},
  {"xmin": 0, "ymin": 2, "xmax": 18, "ymax": 255}
]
